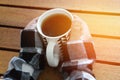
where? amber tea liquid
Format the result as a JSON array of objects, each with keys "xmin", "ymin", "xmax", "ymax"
[{"xmin": 41, "ymin": 14, "xmax": 72, "ymax": 37}]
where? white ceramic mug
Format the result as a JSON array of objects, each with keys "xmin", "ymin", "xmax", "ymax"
[{"xmin": 36, "ymin": 8, "xmax": 73, "ymax": 67}]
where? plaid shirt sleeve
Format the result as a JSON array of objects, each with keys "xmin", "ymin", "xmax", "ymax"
[
  {"xmin": 3, "ymin": 29, "xmax": 45, "ymax": 80},
  {"xmin": 60, "ymin": 40, "xmax": 96, "ymax": 80}
]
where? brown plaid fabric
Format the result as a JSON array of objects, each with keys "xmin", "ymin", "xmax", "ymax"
[{"xmin": 59, "ymin": 40, "xmax": 96, "ymax": 80}]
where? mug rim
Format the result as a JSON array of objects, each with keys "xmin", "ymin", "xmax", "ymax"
[{"xmin": 36, "ymin": 8, "xmax": 73, "ymax": 39}]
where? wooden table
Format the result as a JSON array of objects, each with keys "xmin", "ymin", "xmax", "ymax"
[{"xmin": 0, "ymin": 0, "xmax": 120, "ymax": 80}]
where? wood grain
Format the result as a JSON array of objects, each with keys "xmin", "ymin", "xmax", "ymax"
[
  {"xmin": 0, "ymin": 7, "xmax": 45, "ymax": 27},
  {"xmin": 93, "ymin": 37, "xmax": 120, "ymax": 63},
  {"xmin": 0, "ymin": 27, "xmax": 120, "ymax": 63},
  {"xmin": 93, "ymin": 63, "xmax": 120, "ymax": 80},
  {"xmin": 0, "ymin": 0, "xmax": 120, "ymax": 13},
  {"xmin": 0, "ymin": 7, "xmax": 120, "ymax": 37},
  {"xmin": 0, "ymin": 27, "xmax": 21, "ymax": 49},
  {"xmin": 0, "ymin": 50, "xmax": 18, "ymax": 74}
]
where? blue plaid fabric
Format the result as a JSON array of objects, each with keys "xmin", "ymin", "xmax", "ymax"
[{"xmin": 4, "ymin": 29, "xmax": 45, "ymax": 80}]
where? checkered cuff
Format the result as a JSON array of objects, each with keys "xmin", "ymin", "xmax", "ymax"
[
  {"xmin": 66, "ymin": 70, "xmax": 96, "ymax": 80},
  {"xmin": 19, "ymin": 29, "xmax": 45, "ymax": 70},
  {"xmin": 4, "ymin": 57, "xmax": 35, "ymax": 80},
  {"xmin": 60, "ymin": 40, "xmax": 96, "ymax": 80}
]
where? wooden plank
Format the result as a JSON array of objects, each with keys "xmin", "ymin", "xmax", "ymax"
[
  {"xmin": 0, "ymin": 27, "xmax": 21, "ymax": 50},
  {"xmin": 75, "ymin": 13, "xmax": 120, "ymax": 37},
  {"xmin": 0, "ymin": 50, "xmax": 18, "ymax": 74},
  {"xmin": 93, "ymin": 37, "xmax": 120, "ymax": 63},
  {"xmin": 0, "ymin": 0, "xmax": 120, "ymax": 13},
  {"xmin": 0, "ymin": 7, "xmax": 45, "ymax": 27},
  {"xmin": 93, "ymin": 63, "xmax": 120, "ymax": 80},
  {"xmin": 0, "ymin": 27, "xmax": 120, "ymax": 63},
  {"xmin": 0, "ymin": 7, "xmax": 120, "ymax": 37}
]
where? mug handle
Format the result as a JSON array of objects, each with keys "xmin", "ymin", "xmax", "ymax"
[{"xmin": 46, "ymin": 39, "xmax": 59, "ymax": 67}]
